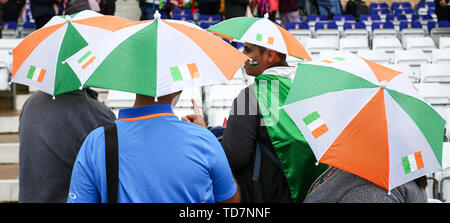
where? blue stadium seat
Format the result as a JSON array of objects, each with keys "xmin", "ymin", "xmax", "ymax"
[
  {"xmin": 399, "ymin": 21, "xmax": 422, "ymax": 31},
  {"xmin": 333, "ymin": 15, "xmax": 355, "ymax": 22},
  {"xmin": 343, "ymin": 22, "xmax": 366, "ymax": 30},
  {"xmin": 172, "ymin": 14, "xmax": 194, "ymax": 21},
  {"xmin": 412, "ymin": 14, "xmax": 433, "ymax": 22},
  {"xmin": 307, "ymin": 15, "xmax": 329, "ymax": 22},
  {"xmin": 360, "ymin": 14, "xmax": 381, "ymax": 22},
  {"xmin": 2, "ymin": 21, "xmax": 17, "ymax": 30},
  {"xmin": 198, "ymin": 14, "xmax": 222, "ymax": 22},
  {"xmin": 370, "ymin": 8, "xmax": 391, "ymax": 16},
  {"xmin": 23, "ymin": 21, "xmax": 35, "ymax": 29},
  {"xmin": 198, "ymin": 21, "xmax": 218, "ymax": 29},
  {"xmin": 371, "ymin": 21, "xmax": 395, "ymax": 30},
  {"xmin": 286, "ymin": 22, "xmax": 309, "ymax": 30},
  {"xmin": 393, "ymin": 8, "xmax": 416, "ymax": 16},
  {"xmin": 392, "ymin": 2, "xmax": 412, "ymax": 10},
  {"xmin": 172, "ymin": 9, "xmax": 193, "ymax": 16},
  {"xmin": 386, "ymin": 14, "xmax": 407, "ymax": 22},
  {"xmin": 428, "ymin": 21, "xmax": 450, "ymax": 34},
  {"xmin": 417, "ymin": 2, "xmax": 435, "ymax": 10},
  {"xmin": 315, "ymin": 21, "xmax": 338, "ymax": 31},
  {"xmin": 369, "ymin": 2, "xmax": 389, "ymax": 10}
]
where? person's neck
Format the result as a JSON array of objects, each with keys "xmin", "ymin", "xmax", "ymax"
[{"xmin": 132, "ymin": 95, "xmax": 172, "ymax": 108}]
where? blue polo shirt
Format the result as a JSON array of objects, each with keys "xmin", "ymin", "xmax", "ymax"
[{"xmin": 67, "ymin": 104, "xmax": 237, "ymax": 203}]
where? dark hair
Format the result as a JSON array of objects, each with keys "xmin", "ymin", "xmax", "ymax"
[
  {"xmin": 414, "ymin": 176, "xmax": 428, "ymax": 189},
  {"xmin": 255, "ymin": 45, "xmax": 287, "ymax": 62}
]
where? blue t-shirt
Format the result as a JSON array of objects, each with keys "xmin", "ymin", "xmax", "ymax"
[{"xmin": 67, "ymin": 104, "xmax": 237, "ymax": 203}]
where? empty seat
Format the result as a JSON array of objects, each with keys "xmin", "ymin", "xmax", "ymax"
[
  {"xmin": 428, "ymin": 21, "xmax": 450, "ymax": 46},
  {"xmin": 172, "ymin": 14, "xmax": 194, "ymax": 22},
  {"xmin": 342, "ymin": 22, "xmax": 368, "ymax": 40},
  {"xmin": 440, "ymin": 37, "xmax": 450, "ymax": 49},
  {"xmin": 394, "ymin": 49, "xmax": 431, "ymax": 77},
  {"xmin": 385, "ymin": 64, "xmax": 417, "ymax": 82},
  {"xmin": 369, "ymin": 2, "xmax": 389, "ymax": 10},
  {"xmin": 303, "ymin": 37, "xmax": 339, "ymax": 57},
  {"xmin": 333, "ymin": 15, "xmax": 355, "ymax": 31},
  {"xmin": 2, "ymin": 21, "xmax": 18, "ymax": 38},
  {"xmin": 339, "ymin": 37, "xmax": 369, "ymax": 53},
  {"xmin": 205, "ymin": 107, "xmax": 231, "ymax": 127},
  {"xmin": 371, "ymin": 22, "xmax": 397, "ymax": 39},
  {"xmin": 198, "ymin": 21, "xmax": 218, "ymax": 29},
  {"xmin": 360, "ymin": 14, "xmax": 381, "ymax": 31},
  {"xmin": 432, "ymin": 48, "xmax": 450, "ymax": 63},
  {"xmin": 204, "ymin": 84, "xmax": 246, "ymax": 108},
  {"xmin": 392, "ymin": 2, "xmax": 412, "ymax": 10},
  {"xmin": 370, "ymin": 8, "xmax": 390, "ymax": 21},
  {"xmin": 0, "ymin": 38, "xmax": 23, "ymax": 51},
  {"xmin": 399, "ymin": 21, "xmax": 425, "ymax": 44},
  {"xmin": 413, "ymin": 83, "xmax": 450, "ymax": 105},
  {"xmin": 386, "ymin": 14, "xmax": 408, "ymax": 31},
  {"xmin": 198, "ymin": 14, "xmax": 222, "ymax": 22},
  {"xmin": 417, "ymin": 2, "xmax": 435, "ymax": 15},
  {"xmin": 174, "ymin": 87, "xmax": 203, "ymax": 108},
  {"xmin": 421, "ymin": 64, "xmax": 450, "ymax": 83},
  {"xmin": 172, "ymin": 9, "xmax": 193, "ymax": 16},
  {"xmin": 307, "ymin": 15, "xmax": 329, "ymax": 27},
  {"xmin": 404, "ymin": 37, "xmax": 436, "ymax": 56},
  {"xmin": 357, "ymin": 49, "xmax": 394, "ymax": 65},
  {"xmin": 286, "ymin": 22, "xmax": 312, "ymax": 39},
  {"xmin": 372, "ymin": 37, "xmax": 402, "ymax": 53},
  {"xmin": 314, "ymin": 22, "xmax": 340, "ymax": 39},
  {"xmin": 393, "ymin": 8, "xmax": 416, "ymax": 20},
  {"xmin": 412, "ymin": 14, "xmax": 434, "ymax": 28},
  {"xmin": 0, "ymin": 49, "xmax": 9, "ymax": 91}
]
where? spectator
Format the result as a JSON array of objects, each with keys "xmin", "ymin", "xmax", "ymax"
[
  {"xmin": 67, "ymin": 92, "xmax": 240, "ymax": 203},
  {"xmin": 279, "ymin": 0, "xmax": 300, "ymax": 28},
  {"xmin": 303, "ymin": 167, "xmax": 428, "ymax": 203},
  {"xmin": 435, "ymin": 0, "xmax": 450, "ymax": 22},
  {"xmin": 225, "ymin": 0, "xmax": 249, "ymax": 19},
  {"xmin": 138, "ymin": 0, "xmax": 159, "ymax": 20},
  {"xmin": 198, "ymin": 0, "xmax": 220, "ymax": 14},
  {"xmin": 257, "ymin": 0, "xmax": 277, "ymax": 21},
  {"xmin": 19, "ymin": 88, "xmax": 116, "ymax": 202},
  {"xmin": 30, "ymin": 0, "xmax": 62, "ymax": 29},
  {"xmin": 316, "ymin": 0, "xmax": 341, "ymax": 18},
  {"xmin": 3, "ymin": 0, "xmax": 25, "ymax": 23},
  {"xmin": 100, "ymin": 0, "xmax": 116, "ymax": 15}
]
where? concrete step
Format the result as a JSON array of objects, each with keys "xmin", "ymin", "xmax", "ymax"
[
  {"xmin": 0, "ymin": 111, "xmax": 19, "ymax": 134},
  {"xmin": 0, "ymin": 143, "xmax": 19, "ymax": 164},
  {"xmin": 0, "ymin": 179, "xmax": 18, "ymax": 202}
]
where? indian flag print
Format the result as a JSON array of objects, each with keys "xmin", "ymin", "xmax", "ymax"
[
  {"xmin": 303, "ymin": 111, "xmax": 329, "ymax": 139},
  {"xmin": 402, "ymin": 152, "xmax": 424, "ymax": 174},
  {"xmin": 26, "ymin": 65, "xmax": 46, "ymax": 83},
  {"xmin": 78, "ymin": 51, "xmax": 96, "ymax": 70},
  {"xmin": 170, "ymin": 63, "xmax": 200, "ymax": 82},
  {"xmin": 256, "ymin": 33, "xmax": 274, "ymax": 45}
]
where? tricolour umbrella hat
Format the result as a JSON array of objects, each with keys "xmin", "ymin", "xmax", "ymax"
[
  {"xmin": 282, "ymin": 52, "xmax": 445, "ymax": 192},
  {"xmin": 11, "ymin": 10, "xmax": 132, "ymax": 96},
  {"xmin": 64, "ymin": 11, "xmax": 248, "ymax": 98},
  {"xmin": 206, "ymin": 14, "xmax": 312, "ymax": 61}
]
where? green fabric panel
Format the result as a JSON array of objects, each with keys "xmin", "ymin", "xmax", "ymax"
[
  {"xmin": 85, "ymin": 21, "xmax": 158, "ymax": 97},
  {"xmin": 303, "ymin": 111, "xmax": 320, "ymax": 125},
  {"xmin": 285, "ymin": 64, "xmax": 379, "ymax": 105},
  {"xmin": 207, "ymin": 17, "xmax": 260, "ymax": 40},
  {"xmin": 402, "ymin": 156, "xmax": 411, "ymax": 174},
  {"xmin": 54, "ymin": 22, "xmax": 85, "ymax": 95},
  {"xmin": 386, "ymin": 89, "xmax": 446, "ymax": 165},
  {"xmin": 254, "ymin": 74, "xmax": 328, "ymax": 202},
  {"xmin": 27, "ymin": 65, "xmax": 36, "ymax": 79}
]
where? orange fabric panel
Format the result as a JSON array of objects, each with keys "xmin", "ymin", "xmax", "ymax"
[
  {"xmin": 187, "ymin": 63, "xmax": 200, "ymax": 78},
  {"xmin": 320, "ymin": 89, "xmax": 390, "ymax": 190},
  {"xmin": 72, "ymin": 16, "xmax": 132, "ymax": 31},
  {"xmin": 312, "ymin": 124, "xmax": 329, "ymax": 139},
  {"xmin": 12, "ymin": 23, "xmax": 65, "ymax": 77},
  {"xmin": 37, "ymin": 69, "xmax": 46, "ymax": 83},
  {"xmin": 274, "ymin": 24, "xmax": 312, "ymax": 61},
  {"xmin": 164, "ymin": 20, "xmax": 248, "ymax": 81},
  {"xmin": 414, "ymin": 152, "xmax": 424, "ymax": 170},
  {"xmin": 360, "ymin": 57, "xmax": 402, "ymax": 83}
]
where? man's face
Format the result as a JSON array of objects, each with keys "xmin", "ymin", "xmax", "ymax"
[{"xmin": 242, "ymin": 43, "xmax": 268, "ymax": 77}]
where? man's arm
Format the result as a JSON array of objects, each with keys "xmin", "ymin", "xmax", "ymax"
[{"xmin": 217, "ymin": 177, "xmax": 241, "ymax": 203}]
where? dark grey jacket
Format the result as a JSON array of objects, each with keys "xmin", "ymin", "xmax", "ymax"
[
  {"xmin": 225, "ymin": 0, "xmax": 249, "ymax": 19},
  {"xmin": 19, "ymin": 88, "xmax": 116, "ymax": 203}
]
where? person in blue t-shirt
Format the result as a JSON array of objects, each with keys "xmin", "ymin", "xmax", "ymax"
[{"xmin": 67, "ymin": 91, "xmax": 240, "ymax": 203}]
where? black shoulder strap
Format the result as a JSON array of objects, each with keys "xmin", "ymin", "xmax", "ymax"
[
  {"xmin": 104, "ymin": 123, "xmax": 118, "ymax": 203},
  {"xmin": 252, "ymin": 141, "xmax": 283, "ymax": 182}
]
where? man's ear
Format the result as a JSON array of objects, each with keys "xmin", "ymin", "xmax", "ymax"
[{"xmin": 266, "ymin": 50, "xmax": 277, "ymax": 64}]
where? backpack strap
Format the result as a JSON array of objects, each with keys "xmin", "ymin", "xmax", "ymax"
[
  {"xmin": 104, "ymin": 123, "xmax": 118, "ymax": 203},
  {"xmin": 252, "ymin": 141, "xmax": 283, "ymax": 182}
]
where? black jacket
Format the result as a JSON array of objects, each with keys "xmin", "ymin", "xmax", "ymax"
[
  {"xmin": 224, "ymin": 0, "xmax": 249, "ymax": 19},
  {"xmin": 30, "ymin": 0, "xmax": 57, "ymax": 18}
]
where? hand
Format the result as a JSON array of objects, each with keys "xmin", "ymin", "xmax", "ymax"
[{"xmin": 181, "ymin": 99, "xmax": 207, "ymax": 128}]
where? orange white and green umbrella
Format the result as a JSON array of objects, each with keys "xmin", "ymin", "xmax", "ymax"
[
  {"xmin": 206, "ymin": 14, "xmax": 312, "ymax": 61},
  {"xmin": 11, "ymin": 10, "xmax": 132, "ymax": 96},
  {"xmin": 64, "ymin": 12, "xmax": 248, "ymax": 98},
  {"xmin": 282, "ymin": 52, "xmax": 445, "ymax": 192}
]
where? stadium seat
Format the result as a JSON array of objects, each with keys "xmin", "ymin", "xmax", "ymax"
[
  {"xmin": 2, "ymin": 21, "xmax": 18, "ymax": 38},
  {"xmin": 404, "ymin": 37, "xmax": 436, "ymax": 56},
  {"xmin": 428, "ymin": 21, "xmax": 450, "ymax": 46},
  {"xmin": 369, "ymin": 2, "xmax": 389, "ymax": 10},
  {"xmin": 432, "ymin": 49, "xmax": 450, "ymax": 63},
  {"xmin": 19, "ymin": 21, "xmax": 36, "ymax": 37},
  {"xmin": 399, "ymin": 21, "xmax": 426, "ymax": 47},
  {"xmin": 370, "ymin": 8, "xmax": 391, "ymax": 20},
  {"xmin": 386, "ymin": 14, "xmax": 408, "ymax": 31},
  {"xmin": 359, "ymin": 14, "xmax": 381, "ymax": 32},
  {"xmin": 342, "ymin": 22, "xmax": 368, "ymax": 39},
  {"xmin": 394, "ymin": 49, "xmax": 431, "ymax": 78},
  {"xmin": 172, "ymin": 14, "xmax": 195, "ymax": 22},
  {"xmin": 385, "ymin": 64, "xmax": 417, "ymax": 82},
  {"xmin": 198, "ymin": 14, "xmax": 222, "ymax": 22},
  {"xmin": 412, "ymin": 14, "xmax": 434, "ymax": 28},
  {"xmin": 204, "ymin": 84, "xmax": 246, "ymax": 108},
  {"xmin": 392, "ymin": 2, "xmax": 412, "ymax": 10},
  {"xmin": 286, "ymin": 22, "xmax": 312, "ymax": 39},
  {"xmin": 0, "ymin": 50, "xmax": 9, "ymax": 91},
  {"xmin": 413, "ymin": 83, "xmax": 450, "ymax": 106},
  {"xmin": 417, "ymin": 2, "xmax": 435, "ymax": 15},
  {"xmin": 440, "ymin": 37, "xmax": 450, "ymax": 49},
  {"xmin": 393, "ymin": 8, "xmax": 416, "ymax": 20},
  {"xmin": 307, "ymin": 15, "xmax": 329, "ymax": 29},
  {"xmin": 303, "ymin": 37, "xmax": 339, "ymax": 57},
  {"xmin": 314, "ymin": 22, "xmax": 340, "ymax": 39},
  {"xmin": 229, "ymin": 67, "xmax": 247, "ymax": 85},
  {"xmin": 198, "ymin": 21, "xmax": 218, "ymax": 29},
  {"xmin": 205, "ymin": 107, "xmax": 231, "ymax": 127},
  {"xmin": 357, "ymin": 49, "xmax": 394, "ymax": 65},
  {"xmin": 372, "ymin": 37, "xmax": 402, "ymax": 54},
  {"xmin": 339, "ymin": 37, "xmax": 369, "ymax": 53},
  {"xmin": 174, "ymin": 87, "xmax": 203, "ymax": 108},
  {"xmin": 333, "ymin": 15, "xmax": 355, "ymax": 30},
  {"xmin": 172, "ymin": 9, "xmax": 193, "ymax": 16},
  {"xmin": 420, "ymin": 64, "xmax": 450, "ymax": 83},
  {"xmin": 371, "ymin": 22, "xmax": 397, "ymax": 39},
  {"xmin": 0, "ymin": 38, "xmax": 23, "ymax": 51}
]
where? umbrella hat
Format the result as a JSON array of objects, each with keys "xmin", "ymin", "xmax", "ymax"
[
  {"xmin": 64, "ymin": 11, "xmax": 248, "ymax": 98},
  {"xmin": 11, "ymin": 10, "xmax": 132, "ymax": 96},
  {"xmin": 282, "ymin": 52, "xmax": 445, "ymax": 192},
  {"xmin": 207, "ymin": 14, "xmax": 312, "ymax": 61}
]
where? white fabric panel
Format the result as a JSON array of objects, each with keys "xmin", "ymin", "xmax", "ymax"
[{"xmin": 240, "ymin": 19, "xmax": 288, "ymax": 55}]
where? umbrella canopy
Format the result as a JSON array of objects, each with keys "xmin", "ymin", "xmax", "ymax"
[
  {"xmin": 11, "ymin": 10, "xmax": 132, "ymax": 96},
  {"xmin": 206, "ymin": 15, "xmax": 312, "ymax": 61},
  {"xmin": 282, "ymin": 52, "xmax": 445, "ymax": 192},
  {"xmin": 64, "ymin": 13, "xmax": 248, "ymax": 98}
]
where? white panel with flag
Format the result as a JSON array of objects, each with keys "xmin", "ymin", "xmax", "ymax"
[{"xmin": 240, "ymin": 19, "xmax": 288, "ymax": 55}]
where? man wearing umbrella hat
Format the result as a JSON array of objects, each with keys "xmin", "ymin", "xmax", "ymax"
[{"xmin": 183, "ymin": 42, "xmax": 328, "ymax": 203}]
